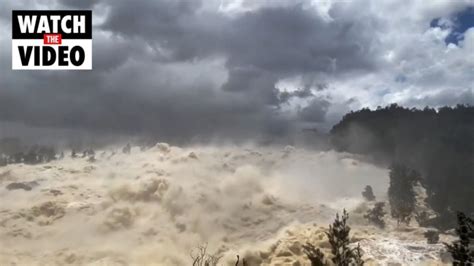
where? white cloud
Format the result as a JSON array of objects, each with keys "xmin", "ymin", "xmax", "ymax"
[{"xmin": 305, "ymin": 0, "xmax": 474, "ymax": 114}]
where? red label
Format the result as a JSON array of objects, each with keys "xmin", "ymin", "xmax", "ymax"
[{"xmin": 43, "ymin": 34, "xmax": 62, "ymax": 45}]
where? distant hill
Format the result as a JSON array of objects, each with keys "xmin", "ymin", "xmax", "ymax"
[{"xmin": 330, "ymin": 104, "xmax": 474, "ymax": 227}]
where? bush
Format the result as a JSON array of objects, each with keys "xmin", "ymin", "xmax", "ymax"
[
  {"xmin": 415, "ymin": 211, "xmax": 430, "ymax": 227},
  {"xmin": 326, "ymin": 210, "xmax": 364, "ymax": 265},
  {"xmin": 122, "ymin": 143, "xmax": 131, "ymax": 154},
  {"xmin": 0, "ymin": 144, "xmax": 57, "ymax": 165},
  {"xmin": 424, "ymin": 230, "xmax": 439, "ymax": 244},
  {"xmin": 190, "ymin": 243, "xmax": 221, "ymax": 266},
  {"xmin": 303, "ymin": 243, "xmax": 326, "ymax": 266},
  {"xmin": 364, "ymin": 202, "xmax": 386, "ymax": 229},
  {"xmin": 444, "ymin": 212, "xmax": 474, "ymax": 264},
  {"xmin": 362, "ymin": 185, "xmax": 375, "ymax": 201}
]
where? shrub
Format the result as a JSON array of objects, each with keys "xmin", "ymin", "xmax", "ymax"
[
  {"xmin": 326, "ymin": 209, "xmax": 364, "ymax": 266},
  {"xmin": 122, "ymin": 143, "xmax": 131, "ymax": 154},
  {"xmin": 303, "ymin": 243, "xmax": 326, "ymax": 266},
  {"xmin": 415, "ymin": 211, "xmax": 430, "ymax": 227},
  {"xmin": 190, "ymin": 243, "xmax": 221, "ymax": 266},
  {"xmin": 362, "ymin": 185, "xmax": 375, "ymax": 201},
  {"xmin": 444, "ymin": 212, "xmax": 474, "ymax": 264},
  {"xmin": 364, "ymin": 202, "xmax": 386, "ymax": 229},
  {"xmin": 424, "ymin": 230, "xmax": 439, "ymax": 244}
]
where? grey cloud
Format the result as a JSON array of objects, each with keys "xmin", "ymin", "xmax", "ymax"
[
  {"xmin": 298, "ymin": 98, "xmax": 331, "ymax": 122},
  {"xmin": 277, "ymin": 87, "xmax": 314, "ymax": 105},
  {"xmin": 293, "ymin": 87, "xmax": 314, "ymax": 98},
  {"xmin": 100, "ymin": 0, "xmax": 380, "ymax": 107},
  {"xmin": 0, "ymin": 0, "xmax": 385, "ymax": 143},
  {"xmin": 3, "ymin": 0, "xmax": 467, "ymax": 144},
  {"xmin": 221, "ymin": 67, "xmax": 281, "ymax": 106},
  {"xmin": 101, "ymin": 0, "xmax": 215, "ymax": 62},
  {"xmin": 404, "ymin": 88, "xmax": 474, "ymax": 107},
  {"xmin": 223, "ymin": 6, "xmax": 377, "ymax": 74},
  {"xmin": 58, "ymin": 0, "xmax": 99, "ymax": 9},
  {"xmin": 92, "ymin": 33, "xmax": 142, "ymax": 71},
  {"xmin": 0, "ymin": 57, "xmax": 290, "ymax": 142}
]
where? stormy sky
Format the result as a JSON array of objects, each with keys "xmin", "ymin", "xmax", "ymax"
[{"xmin": 0, "ymin": 0, "xmax": 473, "ymax": 143}]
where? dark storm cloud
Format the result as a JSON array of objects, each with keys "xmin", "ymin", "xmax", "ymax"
[
  {"xmin": 0, "ymin": 0, "xmax": 383, "ymax": 142},
  {"xmin": 100, "ymin": 0, "xmax": 379, "ymax": 106},
  {"xmin": 298, "ymin": 97, "xmax": 331, "ymax": 122},
  {"xmin": 58, "ymin": 0, "xmax": 99, "ymax": 9},
  {"xmin": 222, "ymin": 6, "xmax": 376, "ymax": 73},
  {"xmin": 101, "ymin": 0, "xmax": 217, "ymax": 62},
  {"xmin": 277, "ymin": 87, "xmax": 314, "ymax": 105},
  {"xmin": 221, "ymin": 67, "xmax": 281, "ymax": 106},
  {"xmin": 101, "ymin": 0, "xmax": 377, "ymax": 73}
]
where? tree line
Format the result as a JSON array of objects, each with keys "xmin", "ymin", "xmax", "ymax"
[{"xmin": 330, "ymin": 104, "xmax": 474, "ymax": 229}]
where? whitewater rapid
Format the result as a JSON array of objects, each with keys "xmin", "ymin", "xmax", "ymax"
[{"xmin": 0, "ymin": 144, "xmax": 449, "ymax": 265}]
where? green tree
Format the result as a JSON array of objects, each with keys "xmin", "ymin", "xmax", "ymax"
[
  {"xmin": 362, "ymin": 185, "xmax": 376, "ymax": 201},
  {"xmin": 326, "ymin": 210, "xmax": 364, "ymax": 265},
  {"xmin": 388, "ymin": 164, "xmax": 418, "ymax": 225},
  {"xmin": 303, "ymin": 243, "xmax": 326, "ymax": 266},
  {"xmin": 364, "ymin": 202, "xmax": 386, "ymax": 229},
  {"xmin": 330, "ymin": 105, "xmax": 474, "ymax": 228},
  {"xmin": 445, "ymin": 212, "xmax": 474, "ymax": 264}
]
